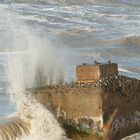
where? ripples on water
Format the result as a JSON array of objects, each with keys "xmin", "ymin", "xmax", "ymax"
[
  {"xmin": 0, "ymin": 0, "xmax": 140, "ymax": 71},
  {"xmin": 4, "ymin": 0, "xmax": 140, "ymax": 76},
  {"xmin": 0, "ymin": 0, "xmax": 140, "ymax": 139}
]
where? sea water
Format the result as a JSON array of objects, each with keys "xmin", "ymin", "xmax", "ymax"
[{"xmin": 0, "ymin": 0, "xmax": 140, "ymax": 139}]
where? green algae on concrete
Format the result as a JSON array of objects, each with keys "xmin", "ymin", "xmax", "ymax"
[{"xmin": 64, "ymin": 123, "xmax": 105, "ymax": 140}]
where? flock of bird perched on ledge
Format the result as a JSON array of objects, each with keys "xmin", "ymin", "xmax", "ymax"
[{"xmin": 45, "ymin": 75, "xmax": 139, "ymax": 97}]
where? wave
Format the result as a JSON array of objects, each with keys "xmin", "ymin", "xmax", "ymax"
[
  {"xmin": 118, "ymin": 68, "xmax": 133, "ymax": 73},
  {"xmin": 119, "ymin": 68, "xmax": 140, "ymax": 79},
  {"xmin": 0, "ymin": 93, "xmax": 67, "ymax": 140},
  {"xmin": 2, "ymin": 0, "xmax": 140, "ymax": 5},
  {"xmin": 118, "ymin": 35, "xmax": 140, "ymax": 47},
  {"xmin": 0, "ymin": 117, "xmax": 30, "ymax": 140},
  {"xmin": 122, "ymin": 132, "xmax": 140, "ymax": 140},
  {"xmin": 95, "ymin": 35, "xmax": 140, "ymax": 48},
  {"xmin": 19, "ymin": 15, "xmax": 47, "ymax": 23},
  {"xmin": 0, "ymin": 6, "xmax": 71, "ymax": 140}
]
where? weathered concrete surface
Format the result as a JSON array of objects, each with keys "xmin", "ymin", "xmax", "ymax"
[
  {"xmin": 76, "ymin": 63, "xmax": 118, "ymax": 82},
  {"xmin": 34, "ymin": 87, "xmax": 103, "ymax": 118},
  {"xmin": 32, "ymin": 75, "xmax": 140, "ymax": 140},
  {"xmin": 32, "ymin": 87, "xmax": 104, "ymax": 140},
  {"xmin": 33, "ymin": 87, "xmax": 103, "ymax": 132}
]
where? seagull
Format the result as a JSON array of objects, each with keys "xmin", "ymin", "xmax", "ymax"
[{"xmin": 94, "ymin": 61, "xmax": 100, "ymax": 64}]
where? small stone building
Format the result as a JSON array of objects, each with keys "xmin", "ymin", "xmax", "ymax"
[{"xmin": 76, "ymin": 63, "xmax": 118, "ymax": 82}]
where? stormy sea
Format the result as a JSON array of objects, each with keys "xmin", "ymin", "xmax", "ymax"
[{"xmin": 0, "ymin": 0, "xmax": 140, "ymax": 139}]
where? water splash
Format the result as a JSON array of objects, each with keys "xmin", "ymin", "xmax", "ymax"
[
  {"xmin": 0, "ymin": 5, "xmax": 70, "ymax": 140},
  {"xmin": 19, "ymin": 94, "xmax": 67, "ymax": 140},
  {"xmin": 6, "ymin": 55, "xmax": 67, "ymax": 139},
  {"xmin": 0, "ymin": 117, "xmax": 30, "ymax": 140}
]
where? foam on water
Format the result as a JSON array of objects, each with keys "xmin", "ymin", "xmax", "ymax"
[
  {"xmin": 119, "ymin": 68, "xmax": 133, "ymax": 73},
  {"xmin": 4, "ymin": 0, "xmax": 140, "ymax": 6},
  {"xmin": 0, "ymin": 117, "xmax": 30, "ymax": 140},
  {"xmin": 119, "ymin": 35, "xmax": 140, "ymax": 46}
]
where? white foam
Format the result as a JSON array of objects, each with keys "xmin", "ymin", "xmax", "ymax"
[
  {"xmin": 118, "ymin": 68, "xmax": 133, "ymax": 73},
  {"xmin": 6, "ymin": 113, "xmax": 17, "ymax": 118},
  {"xmin": 19, "ymin": 15, "xmax": 48, "ymax": 23},
  {"xmin": 0, "ymin": 6, "xmax": 73, "ymax": 140}
]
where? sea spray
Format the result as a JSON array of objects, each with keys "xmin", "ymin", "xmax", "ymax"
[
  {"xmin": 0, "ymin": 5, "xmax": 72, "ymax": 140},
  {"xmin": 0, "ymin": 117, "xmax": 30, "ymax": 140},
  {"xmin": 6, "ymin": 51, "xmax": 68, "ymax": 140},
  {"xmin": 18, "ymin": 93, "xmax": 67, "ymax": 140}
]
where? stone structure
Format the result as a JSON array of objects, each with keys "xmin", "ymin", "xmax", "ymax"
[
  {"xmin": 33, "ymin": 75, "xmax": 140, "ymax": 140},
  {"xmin": 34, "ymin": 88, "xmax": 103, "ymax": 132},
  {"xmin": 31, "ymin": 63, "xmax": 140, "ymax": 140},
  {"xmin": 76, "ymin": 63, "xmax": 118, "ymax": 82}
]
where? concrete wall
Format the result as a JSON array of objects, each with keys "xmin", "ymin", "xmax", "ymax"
[
  {"xmin": 35, "ymin": 88, "xmax": 103, "ymax": 118},
  {"xmin": 76, "ymin": 63, "xmax": 118, "ymax": 82},
  {"xmin": 32, "ymin": 76, "xmax": 140, "ymax": 140},
  {"xmin": 76, "ymin": 65, "xmax": 100, "ymax": 81},
  {"xmin": 102, "ymin": 78, "xmax": 140, "ymax": 117},
  {"xmin": 34, "ymin": 87, "xmax": 103, "ymax": 131},
  {"xmin": 99, "ymin": 63, "xmax": 118, "ymax": 78},
  {"xmin": 102, "ymin": 78, "xmax": 140, "ymax": 140}
]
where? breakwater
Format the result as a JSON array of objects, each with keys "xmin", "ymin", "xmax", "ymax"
[
  {"xmin": 32, "ymin": 75, "xmax": 140, "ymax": 140},
  {"xmin": 0, "ymin": 75, "xmax": 139, "ymax": 140}
]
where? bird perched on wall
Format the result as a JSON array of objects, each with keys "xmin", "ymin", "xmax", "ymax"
[
  {"xmin": 82, "ymin": 63, "xmax": 87, "ymax": 65},
  {"xmin": 94, "ymin": 61, "xmax": 100, "ymax": 64}
]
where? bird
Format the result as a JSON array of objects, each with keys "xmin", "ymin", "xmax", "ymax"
[
  {"xmin": 94, "ymin": 61, "xmax": 100, "ymax": 64},
  {"xmin": 82, "ymin": 63, "xmax": 86, "ymax": 65}
]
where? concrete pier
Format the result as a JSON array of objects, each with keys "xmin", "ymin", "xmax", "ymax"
[{"xmin": 32, "ymin": 75, "xmax": 140, "ymax": 140}]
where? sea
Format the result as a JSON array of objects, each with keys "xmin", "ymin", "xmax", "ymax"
[{"xmin": 0, "ymin": 0, "xmax": 140, "ymax": 139}]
